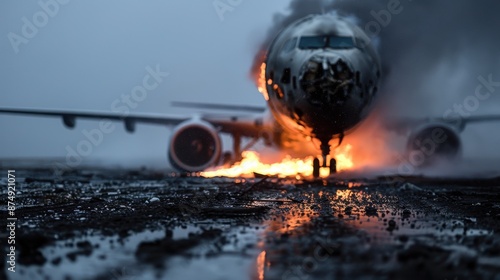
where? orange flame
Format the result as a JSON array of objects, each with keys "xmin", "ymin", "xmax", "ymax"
[
  {"xmin": 201, "ymin": 144, "xmax": 353, "ymax": 178},
  {"xmin": 257, "ymin": 62, "xmax": 269, "ymax": 101},
  {"xmin": 256, "ymin": 251, "xmax": 266, "ymax": 280}
]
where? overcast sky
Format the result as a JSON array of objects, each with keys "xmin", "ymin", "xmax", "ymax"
[{"xmin": 0, "ymin": 0, "xmax": 289, "ymax": 169}]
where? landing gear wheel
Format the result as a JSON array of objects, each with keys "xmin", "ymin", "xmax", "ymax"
[
  {"xmin": 313, "ymin": 158, "xmax": 320, "ymax": 178},
  {"xmin": 329, "ymin": 158, "xmax": 337, "ymax": 175}
]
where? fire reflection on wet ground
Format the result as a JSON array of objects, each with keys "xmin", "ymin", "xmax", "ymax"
[{"xmin": 253, "ymin": 182, "xmax": 496, "ymax": 279}]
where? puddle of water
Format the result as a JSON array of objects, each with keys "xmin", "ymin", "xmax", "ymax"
[
  {"xmin": 164, "ymin": 225, "xmax": 265, "ymax": 280},
  {"xmin": 12, "ymin": 229, "xmax": 165, "ymax": 280},
  {"xmin": 12, "ymin": 222, "xmax": 266, "ymax": 280}
]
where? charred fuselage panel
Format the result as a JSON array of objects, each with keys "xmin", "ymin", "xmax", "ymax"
[{"xmin": 265, "ymin": 14, "xmax": 381, "ymax": 142}]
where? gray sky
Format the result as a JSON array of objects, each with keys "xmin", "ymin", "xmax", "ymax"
[{"xmin": 0, "ymin": 0, "xmax": 289, "ymax": 169}]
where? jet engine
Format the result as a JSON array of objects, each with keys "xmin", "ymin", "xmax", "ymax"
[
  {"xmin": 168, "ymin": 119, "xmax": 222, "ymax": 172},
  {"xmin": 406, "ymin": 124, "xmax": 461, "ymax": 166}
]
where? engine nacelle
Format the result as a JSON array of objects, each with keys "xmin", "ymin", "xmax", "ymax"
[
  {"xmin": 168, "ymin": 119, "xmax": 222, "ymax": 172},
  {"xmin": 406, "ymin": 124, "xmax": 461, "ymax": 167}
]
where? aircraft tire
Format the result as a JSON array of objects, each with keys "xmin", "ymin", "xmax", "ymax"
[
  {"xmin": 329, "ymin": 158, "xmax": 337, "ymax": 174},
  {"xmin": 313, "ymin": 158, "xmax": 320, "ymax": 178}
]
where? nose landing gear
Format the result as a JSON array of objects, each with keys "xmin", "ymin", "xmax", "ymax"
[
  {"xmin": 312, "ymin": 135, "xmax": 342, "ymax": 178},
  {"xmin": 312, "ymin": 157, "xmax": 337, "ymax": 178}
]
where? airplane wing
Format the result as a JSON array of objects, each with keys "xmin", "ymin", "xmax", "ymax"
[
  {"xmin": 171, "ymin": 101, "xmax": 266, "ymax": 113},
  {"xmin": 384, "ymin": 114, "xmax": 500, "ymax": 133},
  {"xmin": 0, "ymin": 107, "xmax": 266, "ymax": 138}
]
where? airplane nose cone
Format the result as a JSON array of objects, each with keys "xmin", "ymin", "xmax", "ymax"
[{"xmin": 300, "ymin": 54, "xmax": 355, "ymax": 106}]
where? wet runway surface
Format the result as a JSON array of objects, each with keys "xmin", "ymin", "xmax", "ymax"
[{"xmin": 1, "ymin": 168, "xmax": 500, "ymax": 280}]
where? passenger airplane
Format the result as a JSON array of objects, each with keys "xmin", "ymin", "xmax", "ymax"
[{"xmin": 1, "ymin": 14, "xmax": 497, "ymax": 177}]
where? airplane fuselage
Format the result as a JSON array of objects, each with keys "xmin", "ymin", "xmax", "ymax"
[{"xmin": 264, "ymin": 14, "xmax": 381, "ymax": 151}]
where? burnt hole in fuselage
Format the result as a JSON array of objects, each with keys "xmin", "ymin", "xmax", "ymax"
[
  {"xmin": 300, "ymin": 61, "xmax": 324, "ymax": 106},
  {"xmin": 281, "ymin": 68, "xmax": 291, "ymax": 84},
  {"xmin": 300, "ymin": 58, "xmax": 355, "ymax": 106}
]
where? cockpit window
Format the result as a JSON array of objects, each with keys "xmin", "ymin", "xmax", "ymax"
[
  {"xmin": 298, "ymin": 36, "xmax": 327, "ymax": 49},
  {"xmin": 281, "ymin": 38, "xmax": 298, "ymax": 53},
  {"xmin": 328, "ymin": 36, "xmax": 354, "ymax": 49},
  {"xmin": 298, "ymin": 36, "xmax": 355, "ymax": 50}
]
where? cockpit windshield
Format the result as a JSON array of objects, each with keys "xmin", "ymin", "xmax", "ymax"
[
  {"xmin": 298, "ymin": 36, "xmax": 355, "ymax": 50},
  {"xmin": 298, "ymin": 36, "xmax": 328, "ymax": 49},
  {"xmin": 328, "ymin": 36, "xmax": 355, "ymax": 49}
]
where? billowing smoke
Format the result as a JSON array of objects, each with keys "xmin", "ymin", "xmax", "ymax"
[
  {"xmin": 252, "ymin": 0, "xmax": 500, "ymax": 175},
  {"xmin": 254, "ymin": 0, "xmax": 500, "ymax": 114}
]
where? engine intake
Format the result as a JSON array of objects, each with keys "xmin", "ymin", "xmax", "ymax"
[
  {"xmin": 406, "ymin": 124, "xmax": 461, "ymax": 167},
  {"xmin": 168, "ymin": 120, "xmax": 222, "ymax": 172}
]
